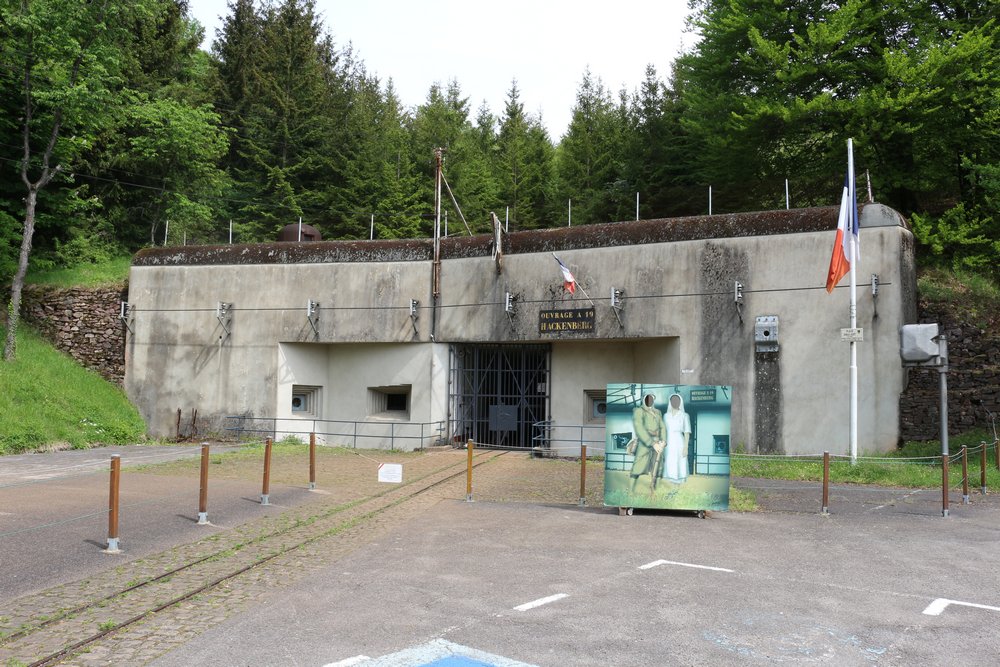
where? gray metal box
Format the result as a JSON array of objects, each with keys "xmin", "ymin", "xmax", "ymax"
[
  {"xmin": 900, "ymin": 323, "xmax": 940, "ymax": 362},
  {"xmin": 755, "ymin": 315, "xmax": 779, "ymax": 352}
]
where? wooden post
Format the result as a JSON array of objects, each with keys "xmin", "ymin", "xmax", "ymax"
[
  {"xmin": 981, "ymin": 442, "xmax": 988, "ymax": 495},
  {"xmin": 309, "ymin": 432, "xmax": 317, "ymax": 490},
  {"xmin": 961, "ymin": 445, "xmax": 970, "ymax": 504},
  {"xmin": 821, "ymin": 451, "xmax": 830, "ymax": 515},
  {"xmin": 106, "ymin": 455, "xmax": 121, "ymax": 552},
  {"xmin": 579, "ymin": 445, "xmax": 587, "ymax": 506},
  {"xmin": 466, "ymin": 439, "xmax": 474, "ymax": 502},
  {"xmin": 198, "ymin": 444, "xmax": 210, "ymax": 524},
  {"xmin": 942, "ymin": 454, "xmax": 950, "ymax": 517},
  {"xmin": 261, "ymin": 437, "xmax": 273, "ymax": 505}
]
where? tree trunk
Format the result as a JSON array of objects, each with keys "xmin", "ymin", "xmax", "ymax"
[{"xmin": 3, "ymin": 188, "xmax": 38, "ymax": 362}]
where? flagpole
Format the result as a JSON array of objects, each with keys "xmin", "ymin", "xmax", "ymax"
[{"xmin": 848, "ymin": 138, "xmax": 858, "ymax": 464}]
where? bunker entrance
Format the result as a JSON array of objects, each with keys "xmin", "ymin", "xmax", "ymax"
[{"xmin": 449, "ymin": 344, "xmax": 551, "ymax": 448}]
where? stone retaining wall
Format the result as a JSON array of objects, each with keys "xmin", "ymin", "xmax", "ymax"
[{"xmin": 18, "ymin": 284, "xmax": 127, "ymax": 385}]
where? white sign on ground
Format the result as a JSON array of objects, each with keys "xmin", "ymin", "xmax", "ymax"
[{"xmin": 377, "ymin": 463, "xmax": 403, "ymax": 484}]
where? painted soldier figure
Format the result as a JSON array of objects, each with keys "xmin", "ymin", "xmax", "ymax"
[{"xmin": 629, "ymin": 393, "xmax": 666, "ymax": 492}]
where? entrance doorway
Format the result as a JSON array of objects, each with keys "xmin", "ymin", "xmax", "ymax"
[{"xmin": 449, "ymin": 344, "xmax": 551, "ymax": 448}]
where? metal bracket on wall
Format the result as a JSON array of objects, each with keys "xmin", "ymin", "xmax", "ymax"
[
  {"xmin": 734, "ymin": 281, "xmax": 744, "ymax": 324},
  {"xmin": 119, "ymin": 301, "xmax": 134, "ymax": 335},
  {"xmin": 409, "ymin": 299, "xmax": 419, "ymax": 336},
  {"xmin": 610, "ymin": 287, "xmax": 625, "ymax": 328},
  {"xmin": 307, "ymin": 300, "xmax": 320, "ymax": 336},
  {"xmin": 216, "ymin": 302, "xmax": 232, "ymax": 346}
]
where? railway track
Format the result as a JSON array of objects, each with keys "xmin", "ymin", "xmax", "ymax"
[{"xmin": 0, "ymin": 450, "xmax": 504, "ymax": 666}]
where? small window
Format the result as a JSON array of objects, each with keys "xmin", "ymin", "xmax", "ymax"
[
  {"xmin": 368, "ymin": 385, "xmax": 411, "ymax": 419},
  {"xmin": 291, "ymin": 385, "xmax": 321, "ymax": 417},
  {"xmin": 584, "ymin": 389, "xmax": 607, "ymax": 424}
]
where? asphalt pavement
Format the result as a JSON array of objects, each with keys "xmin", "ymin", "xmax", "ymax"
[
  {"xmin": 150, "ymin": 489, "xmax": 1000, "ymax": 666},
  {"xmin": 0, "ymin": 443, "xmax": 316, "ymax": 599},
  {"xmin": 4, "ymin": 446, "xmax": 999, "ymax": 666}
]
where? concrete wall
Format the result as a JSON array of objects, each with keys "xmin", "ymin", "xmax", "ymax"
[{"xmin": 125, "ymin": 204, "xmax": 916, "ymax": 454}]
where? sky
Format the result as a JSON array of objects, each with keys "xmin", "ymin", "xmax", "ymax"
[{"xmin": 187, "ymin": 0, "xmax": 693, "ymax": 141}]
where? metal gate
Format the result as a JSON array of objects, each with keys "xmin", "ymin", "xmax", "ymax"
[{"xmin": 449, "ymin": 344, "xmax": 551, "ymax": 448}]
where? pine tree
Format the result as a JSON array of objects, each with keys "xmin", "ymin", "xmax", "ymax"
[
  {"xmin": 216, "ymin": 0, "xmax": 350, "ymax": 240},
  {"xmin": 556, "ymin": 69, "xmax": 628, "ymax": 225}
]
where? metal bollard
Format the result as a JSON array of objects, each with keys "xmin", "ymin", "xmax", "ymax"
[
  {"xmin": 579, "ymin": 445, "xmax": 587, "ymax": 506},
  {"xmin": 198, "ymin": 444, "xmax": 210, "ymax": 524},
  {"xmin": 106, "ymin": 455, "xmax": 121, "ymax": 553},
  {"xmin": 261, "ymin": 437, "xmax": 273, "ymax": 505},
  {"xmin": 961, "ymin": 446, "xmax": 969, "ymax": 504},
  {"xmin": 821, "ymin": 451, "xmax": 830, "ymax": 515},
  {"xmin": 981, "ymin": 443, "xmax": 988, "ymax": 495},
  {"xmin": 942, "ymin": 454, "xmax": 949, "ymax": 517},
  {"xmin": 466, "ymin": 439, "xmax": 474, "ymax": 502},
  {"xmin": 309, "ymin": 432, "xmax": 317, "ymax": 490}
]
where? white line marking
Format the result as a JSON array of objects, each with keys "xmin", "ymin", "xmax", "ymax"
[
  {"xmin": 870, "ymin": 489, "xmax": 922, "ymax": 512},
  {"xmin": 513, "ymin": 593, "xmax": 569, "ymax": 611},
  {"xmin": 638, "ymin": 559, "xmax": 734, "ymax": 573},
  {"xmin": 322, "ymin": 656, "xmax": 370, "ymax": 666},
  {"xmin": 923, "ymin": 598, "xmax": 1000, "ymax": 616}
]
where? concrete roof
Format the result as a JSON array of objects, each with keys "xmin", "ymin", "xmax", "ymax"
[{"xmin": 132, "ymin": 204, "xmax": 906, "ymax": 267}]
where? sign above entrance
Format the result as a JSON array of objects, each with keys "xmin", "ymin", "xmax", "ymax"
[
  {"xmin": 689, "ymin": 388, "xmax": 716, "ymax": 403},
  {"xmin": 538, "ymin": 308, "xmax": 595, "ymax": 334}
]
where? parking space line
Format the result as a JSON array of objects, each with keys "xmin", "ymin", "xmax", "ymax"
[
  {"xmin": 923, "ymin": 598, "xmax": 1000, "ymax": 616},
  {"xmin": 638, "ymin": 559, "xmax": 735, "ymax": 573},
  {"xmin": 513, "ymin": 593, "xmax": 569, "ymax": 611},
  {"xmin": 322, "ymin": 656, "xmax": 370, "ymax": 667}
]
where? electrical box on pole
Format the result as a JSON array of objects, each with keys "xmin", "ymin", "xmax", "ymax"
[{"xmin": 900, "ymin": 323, "xmax": 949, "ymax": 457}]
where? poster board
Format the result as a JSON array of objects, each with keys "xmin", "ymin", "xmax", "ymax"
[{"xmin": 603, "ymin": 383, "xmax": 732, "ymax": 511}]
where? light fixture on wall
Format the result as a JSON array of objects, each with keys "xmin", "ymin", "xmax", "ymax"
[
  {"xmin": 871, "ymin": 273, "xmax": 880, "ymax": 319},
  {"xmin": 504, "ymin": 291, "xmax": 518, "ymax": 330},
  {"xmin": 119, "ymin": 301, "xmax": 134, "ymax": 334},
  {"xmin": 734, "ymin": 281, "xmax": 744, "ymax": 324},
  {"xmin": 216, "ymin": 302, "xmax": 232, "ymax": 346},
  {"xmin": 409, "ymin": 299, "xmax": 419, "ymax": 336},
  {"xmin": 611, "ymin": 287, "xmax": 625, "ymax": 328},
  {"xmin": 306, "ymin": 300, "xmax": 320, "ymax": 336}
]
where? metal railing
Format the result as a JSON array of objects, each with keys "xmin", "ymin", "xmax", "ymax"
[
  {"xmin": 531, "ymin": 420, "xmax": 607, "ymax": 456},
  {"xmin": 223, "ymin": 415, "xmax": 446, "ymax": 451}
]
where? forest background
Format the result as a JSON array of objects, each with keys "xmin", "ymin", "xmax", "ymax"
[{"xmin": 2, "ymin": 0, "xmax": 998, "ymax": 293}]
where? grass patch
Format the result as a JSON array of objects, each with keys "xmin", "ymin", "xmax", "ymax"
[
  {"xmin": 918, "ymin": 268, "xmax": 1000, "ymax": 306},
  {"xmin": 732, "ymin": 429, "xmax": 999, "ymax": 489},
  {"xmin": 25, "ymin": 256, "xmax": 131, "ymax": 288},
  {"xmin": 727, "ymin": 486, "xmax": 757, "ymax": 511},
  {"xmin": 0, "ymin": 324, "xmax": 145, "ymax": 454}
]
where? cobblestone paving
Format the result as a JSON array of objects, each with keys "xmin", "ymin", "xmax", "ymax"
[{"xmin": 0, "ymin": 447, "xmax": 516, "ymax": 666}]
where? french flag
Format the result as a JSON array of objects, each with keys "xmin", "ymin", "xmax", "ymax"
[
  {"xmin": 553, "ymin": 254, "xmax": 576, "ymax": 294},
  {"xmin": 826, "ymin": 170, "xmax": 859, "ymax": 293}
]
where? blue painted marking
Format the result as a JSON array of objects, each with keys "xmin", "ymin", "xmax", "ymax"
[
  {"xmin": 421, "ymin": 658, "xmax": 495, "ymax": 667},
  {"xmin": 332, "ymin": 639, "xmax": 538, "ymax": 667}
]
